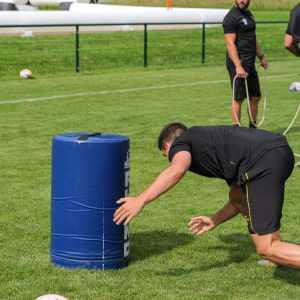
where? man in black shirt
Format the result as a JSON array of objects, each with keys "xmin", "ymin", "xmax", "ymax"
[
  {"xmin": 114, "ymin": 123, "xmax": 300, "ymax": 270},
  {"xmin": 223, "ymin": 0, "xmax": 268, "ymax": 128},
  {"xmin": 285, "ymin": 3, "xmax": 300, "ymax": 57}
]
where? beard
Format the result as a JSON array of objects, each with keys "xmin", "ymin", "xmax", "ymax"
[{"xmin": 236, "ymin": 1, "xmax": 250, "ymax": 11}]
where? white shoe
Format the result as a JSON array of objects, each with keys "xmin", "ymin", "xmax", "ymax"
[{"xmin": 257, "ymin": 260, "xmax": 296, "ymax": 271}]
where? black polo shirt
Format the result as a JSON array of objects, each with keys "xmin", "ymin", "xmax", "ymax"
[
  {"xmin": 286, "ymin": 3, "xmax": 300, "ymax": 43},
  {"xmin": 168, "ymin": 126, "xmax": 288, "ymax": 184},
  {"xmin": 223, "ymin": 6, "xmax": 257, "ymax": 69}
]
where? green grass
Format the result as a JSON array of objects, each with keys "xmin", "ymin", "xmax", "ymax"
[
  {"xmin": 0, "ymin": 10, "xmax": 291, "ymax": 79},
  {"xmin": 1, "ymin": 59, "xmax": 300, "ymax": 299}
]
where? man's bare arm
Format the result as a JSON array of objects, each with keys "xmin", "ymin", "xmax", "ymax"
[
  {"xmin": 285, "ymin": 34, "xmax": 300, "ymax": 57},
  {"xmin": 189, "ymin": 201, "xmax": 240, "ymax": 236},
  {"xmin": 114, "ymin": 151, "xmax": 192, "ymax": 225},
  {"xmin": 224, "ymin": 33, "xmax": 246, "ymax": 78},
  {"xmin": 256, "ymin": 41, "xmax": 268, "ymax": 69}
]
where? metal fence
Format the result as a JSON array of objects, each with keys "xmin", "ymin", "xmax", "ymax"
[{"xmin": 0, "ymin": 21, "xmax": 290, "ymax": 77}]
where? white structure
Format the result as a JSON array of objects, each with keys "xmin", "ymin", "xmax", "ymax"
[
  {"xmin": 0, "ymin": 2, "xmax": 229, "ymax": 35},
  {"xmin": 0, "ymin": 9, "xmax": 205, "ymax": 25},
  {"xmin": 0, "ymin": 3, "xmax": 229, "ymax": 25},
  {"xmin": 70, "ymin": 4, "xmax": 229, "ymax": 23}
]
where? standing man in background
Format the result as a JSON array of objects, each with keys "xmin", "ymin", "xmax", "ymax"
[
  {"xmin": 285, "ymin": 2, "xmax": 300, "ymax": 57},
  {"xmin": 223, "ymin": 0, "xmax": 268, "ymax": 128}
]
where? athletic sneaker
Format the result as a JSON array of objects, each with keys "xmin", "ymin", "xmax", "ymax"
[{"xmin": 257, "ymin": 260, "xmax": 297, "ymax": 271}]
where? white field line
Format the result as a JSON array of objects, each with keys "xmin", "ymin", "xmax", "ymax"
[{"xmin": 0, "ymin": 73, "xmax": 297, "ymax": 105}]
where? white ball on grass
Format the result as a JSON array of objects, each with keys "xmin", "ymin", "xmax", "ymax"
[
  {"xmin": 20, "ymin": 69, "xmax": 33, "ymax": 79},
  {"xmin": 290, "ymin": 82, "xmax": 300, "ymax": 91},
  {"xmin": 35, "ymin": 295, "xmax": 69, "ymax": 300}
]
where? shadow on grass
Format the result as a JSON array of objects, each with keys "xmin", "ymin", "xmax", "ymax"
[
  {"xmin": 269, "ymin": 126, "xmax": 300, "ymax": 135},
  {"xmin": 273, "ymin": 270, "xmax": 300, "ymax": 285},
  {"xmin": 149, "ymin": 232, "xmax": 300, "ymax": 282},
  {"xmin": 129, "ymin": 230, "xmax": 194, "ymax": 263},
  {"xmin": 153, "ymin": 233, "xmax": 255, "ymax": 276}
]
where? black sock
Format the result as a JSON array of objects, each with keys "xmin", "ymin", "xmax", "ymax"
[{"xmin": 249, "ymin": 120, "xmax": 257, "ymax": 129}]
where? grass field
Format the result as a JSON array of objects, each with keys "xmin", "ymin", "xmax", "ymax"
[
  {"xmin": 0, "ymin": 14, "xmax": 291, "ymax": 78},
  {"xmin": 0, "ymin": 8, "xmax": 291, "ymax": 79},
  {"xmin": 1, "ymin": 59, "xmax": 300, "ymax": 299}
]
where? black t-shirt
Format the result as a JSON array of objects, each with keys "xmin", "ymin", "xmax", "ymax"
[
  {"xmin": 286, "ymin": 3, "xmax": 300, "ymax": 43},
  {"xmin": 168, "ymin": 126, "xmax": 288, "ymax": 184},
  {"xmin": 223, "ymin": 6, "xmax": 257, "ymax": 69}
]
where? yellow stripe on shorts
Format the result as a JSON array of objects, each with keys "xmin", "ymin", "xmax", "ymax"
[{"xmin": 245, "ymin": 173, "xmax": 258, "ymax": 235}]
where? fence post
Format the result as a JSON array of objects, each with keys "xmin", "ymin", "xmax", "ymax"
[
  {"xmin": 144, "ymin": 24, "xmax": 147, "ymax": 67},
  {"xmin": 202, "ymin": 23, "xmax": 206, "ymax": 63},
  {"xmin": 76, "ymin": 25, "xmax": 80, "ymax": 72}
]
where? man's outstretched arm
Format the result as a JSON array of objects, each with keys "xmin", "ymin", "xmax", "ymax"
[
  {"xmin": 189, "ymin": 201, "xmax": 239, "ymax": 236},
  {"xmin": 114, "ymin": 151, "xmax": 191, "ymax": 225}
]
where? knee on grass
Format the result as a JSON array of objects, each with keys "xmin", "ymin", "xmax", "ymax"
[{"xmin": 255, "ymin": 243, "xmax": 279, "ymax": 262}]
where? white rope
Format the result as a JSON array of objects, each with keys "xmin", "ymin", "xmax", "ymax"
[
  {"xmin": 232, "ymin": 64, "xmax": 266, "ymax": 128},
  {"xmin": 232, "ymin": 66, "xmax": 300, "ymax": 166},
  {"xmin": 283, "ymin": 105, "xmax": 300, "ymax": 136}
]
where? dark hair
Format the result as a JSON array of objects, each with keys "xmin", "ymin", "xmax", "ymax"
[{"xmin": 158, "ymin": 123, "xmax": 188, "ymax": 150}]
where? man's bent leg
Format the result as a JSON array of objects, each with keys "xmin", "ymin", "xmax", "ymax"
[
  {"xmin": 229, "ymin": 182, "xmax": 244, "ymax": 216},
  {"xmin": 251, "ymin": 231, "xmax": 300, "ymax": 269},
  {"xmin": 241, "ymin": 146, "xmax": 294, "ymax": 236}
]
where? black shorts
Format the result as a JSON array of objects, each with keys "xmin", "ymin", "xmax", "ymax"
[
  {"xmin": 237, "ymin": 145, "xmax": 294, "ymax": 235},
  {"xmin": 228, "ymin": 66, "xmax": 261, "ymax": 100}
]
